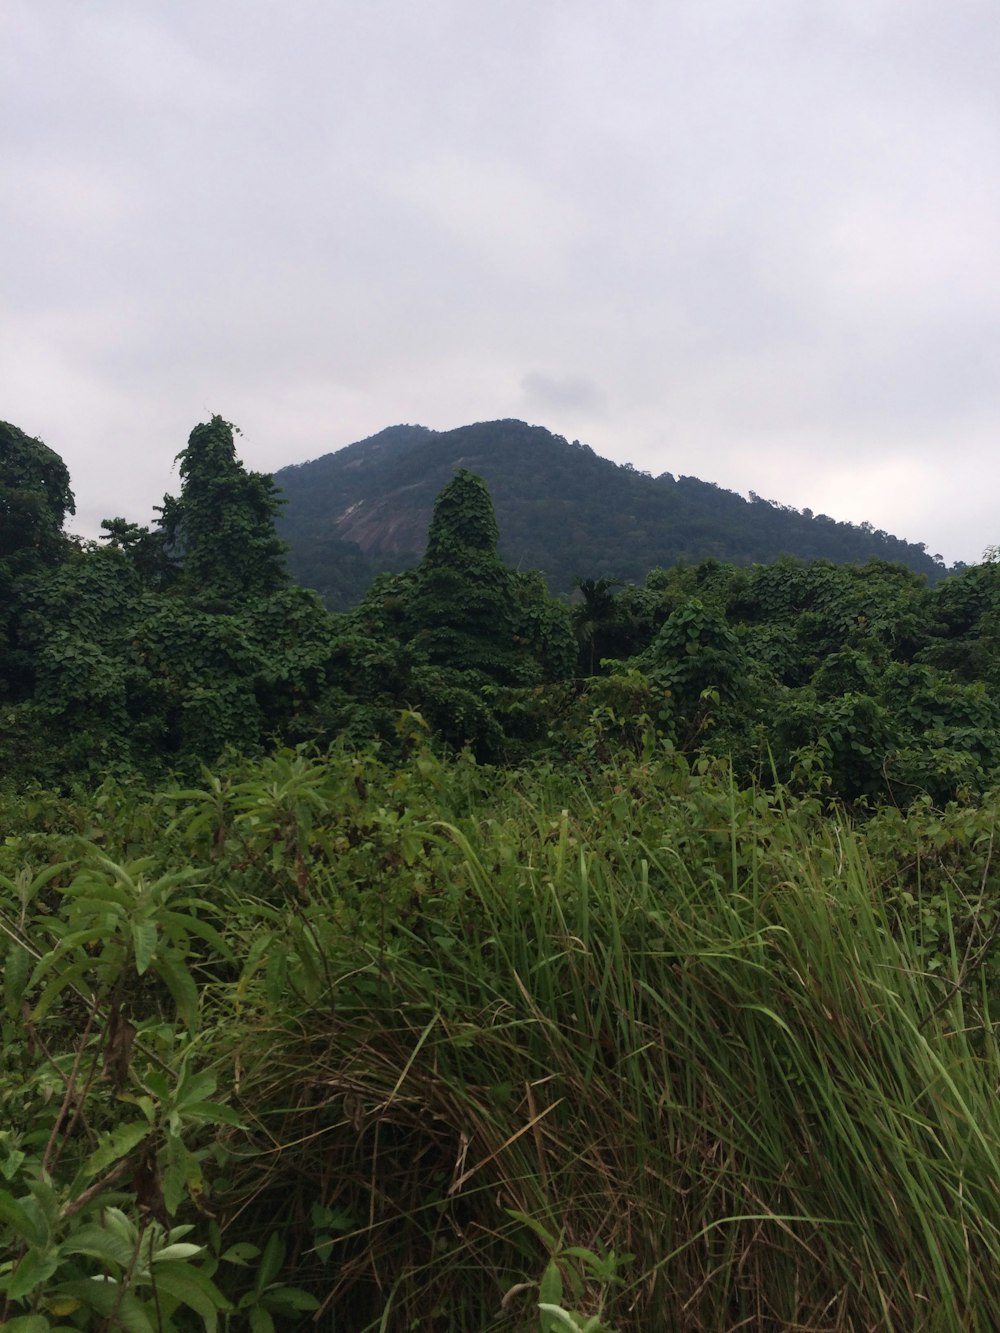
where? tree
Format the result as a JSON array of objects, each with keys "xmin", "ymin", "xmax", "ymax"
[
  {"xmin": 0, "ymin": 420, "xmax": 75, "ymax": 571},
  {"xmin": 1, "ymin": 421, "xmax": 76, "ymax": 702},
  {"xmin": 406, "ymin": 469, "xmax": 525, "ymax": 682},
  {"xmin": 156, "ymin": 416, "xmax": 288, "ymax": 606}
]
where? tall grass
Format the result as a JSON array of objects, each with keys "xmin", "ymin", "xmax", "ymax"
[{"xmin": 210, "ymin": 750, "xmax": 1000, "ymax": 1330}]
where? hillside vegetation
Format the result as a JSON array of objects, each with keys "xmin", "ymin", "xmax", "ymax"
[
  {"xmin": 3, "ymin": 415, "xmax": 1000, "ymax": 1330},
  {"xmin": 273, "ymin": 419, "xmax": 948, "ymax": 609}
]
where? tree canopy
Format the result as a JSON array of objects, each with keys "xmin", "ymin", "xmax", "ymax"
[
  {"xmin": 157, "ymin": 415, "xmax": 289, "ymax": 606},
  {"xmin": 0, "ymin": 419, "xmax": 75, "ymax": 572}
]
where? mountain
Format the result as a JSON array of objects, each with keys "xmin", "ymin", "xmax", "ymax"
[{"xmin": 273, "ymin": 419, "xmax": 948, "ymax": 610}]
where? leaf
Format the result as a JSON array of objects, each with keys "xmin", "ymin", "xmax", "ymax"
[
  {"xmin": 160, "ymin": 909, "xmax": 233, "ymax": 960},
  {"xmin": 142, "ymin": 1069, "xmax": 171, "ymax": 1102},
  {"xmin": 154, "ymin": 948, "xmax": 199, "ymax": 1029},
  {"xmin": 8, "ymin": 1246, "xmax": 60, "ymax": 1301},
  {"xmin": 254, "ymin": 1231, "xmax": 285, "ymax": 1295},
  {"xmin": 740, "ymin": 1003, "xmax": 795, "ymax": 1036},
  {"xmin": 4, "ymin": 943, "xmax": 32, "ymax": 1014},
  {"xmin": 1, "ymin": 1147, "xmax": 26, "ymax": 1181},
  {"xmin": 61, "ymin": 1221, "xmax": 136, "ymax": 1269},
  {"xmin": 161, "ymin": 1133, "xmax": 189, "ymax": 1217},
  {"xmin": 3, "ymin": 1315, "xmax": 53, "ymax": 1332},
  {"xmin": 151, "ymin": 1259, "xmax": 232, "ymax": 1324},
  {"xmin": 180, "ymin": 1100, "xmax": 244, "ymax": 1128},
  {"xmin": 0, "ymin": 1188, "xmax": 45, "ymax": 1246},
  {"xmin": 45, "ymin": 1295, "xmax": 82, "ymax": 1316},
  {"xmin": 538, "ymin": 1305, "xmax": 584, "ymax": 1332},
  {"xmin": 220, "ymin": 1242, "xmax": 260, "ymax": 1266},
  {"xmin": 29, "ymin": 958, "xmax": 96, "ymax": 1023},
  {"xmin": 20, "ymin": 860, "xmax": 76, "ymax": 903},
  {"xmin": 262, "ymin": 1285, "xmax": 321, "ymax": 1312},
  {"xmin": 84, "ymin": 1121, "xmax": 151, "ymax": 1178},
  {"xmin": 539, "ymin": 1259, "xmax": 563, "ymax": 1308},
  {"xmin": 161, "ymin": 1158, "xmax": 186, "ymax": 1218},
  {"xmin": 130, "ymin": 920, "xmax": 158, "ymax": 975},
  {"xmin": 175, "ymin": 1068, "xmax": 217, "ymax": 1108},
  {"xmin": 249, "ymin": 1306, "xmax": 275, "ymax": 1333},
  {"xmin": 150, "ymin": 1242, "xmax": 203, "ymax": 1262},
  {"xmin": 506, "ymin": 1209, "xmax": 560, "ymax": 1251}
]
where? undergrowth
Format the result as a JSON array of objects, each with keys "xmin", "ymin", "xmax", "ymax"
[{"xmin": 3, "ymin": 739, "xmax": 1000, "ymax": 1330}]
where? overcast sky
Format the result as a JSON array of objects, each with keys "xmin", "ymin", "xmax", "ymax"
[{"xmin": 4, "ymin": 0, "xmax": 999, "ymax": 565}]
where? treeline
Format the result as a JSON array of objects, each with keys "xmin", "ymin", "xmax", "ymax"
[{"xmin": 2, "ymin": 414, "xmax": 999, "ymax": 804}]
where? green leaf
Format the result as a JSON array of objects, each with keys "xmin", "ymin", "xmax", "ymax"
[
  {"xmin": 506, "ymin": 1209, "xmax": 560, "ymax": 1251},
  {"xmin": 220, "ymin": 1242, "xmax": 260, "ymax": 1266},
  {"xmin": 1, "ymin": 1147, "xmax": 26, "ymax": 1180},
  {"xmin": 142, "ymin": 1069, "xmax": 171, "ymax": 1102},
  {"xmin": 150, "ymin": 1242, "xmax": 203, "ymax": 1262},
  {"xmin": 539, "ymin": 1259, "xmax": 564, "ymax": 1308},
  {"xmin": 160, "ymin": 909, "xmax": 233, "ymax": 960},
  {"xmin": 8, "ymin": 1246, "xmax": 60, "ymax": 1301},
  {"xmin": 538, "ymin": 1305, "xmax": 585, "ymax": 1332},
  {"xmin": 161, "ymin": 1159, "xmax": 186, "ymax": 1218},
  {"xmin": 262, "ymin": 1285, "xmax": 321, "ymax": 1312},
  {"xmin": 29, "ymin": 958, "xmax": 96, "ymax": 1023},
  {"xmin": 151, "ymin": 1259, "xmax": 232, "ymax": 1324},
  {"xmin": 254, "ymin": 1231, "xmax": 285, "ymax": 1295},
  {"xmin": 249, "ymin": 1306, "xmax": 275, "ymax": 1333},
  {"xmin": 159, "ymin": 1125, "xmax": 198, "ymax": 1221},
  {"xmin": 176, "ymin": 1068, "xmax": 217, "ymax": 1108},
  {"xmin": 3, "ymin": 1315, "xmax": 53, "ymax": 1332},
  {"xmin": 4, "ymin": 943, "xmax": 32, "ymax": 1014},
  {"xmin": 61, "ymin": 1221, "xmax": 136, "ymax": 1269},
  {"xmin": 154, "ymin": 948, "xmax": 199, "ymax": 1028},
  {"xmin": 0, "ymin": 1188, "xmax": 45, "ymax": 1246},
  {"xmin": 130, "ymin": 920, "xmax": 158, "ymax": 975},
  {"xmin": 180, "ymin": 1100, "xmax": 244, "ymax": 1128},
  {"xmin": 84, "ymin": 1121, "xmax": 151, "ymax": 1178}
]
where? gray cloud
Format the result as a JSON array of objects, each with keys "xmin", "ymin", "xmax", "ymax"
[
  {"xmin": 3, "ymin": 0, "xmax": 1000, "ymax": 563},
  {"xmin": 521, "ymin": 372, "xmax": 607, "ymax": 418}
]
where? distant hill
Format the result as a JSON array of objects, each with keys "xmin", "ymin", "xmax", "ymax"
[{"xmin": 274, "ymin": 419, "xmax": 948, "ymax": 610}]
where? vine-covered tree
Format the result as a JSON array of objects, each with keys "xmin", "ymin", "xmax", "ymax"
[
  {"xmin": 157, "ymin": 415, "xmax": 288, "ymax": 606},
  {"xmin": 1, "ymin": 421, "xmax": 76, "ymax": 702},
  {"xmin": 403, "ymin": 469, "xmax": 575, "ymax": 688},
  {"xmin": 0, "ymin": 420, "xmax": 75, "ymax": 574}
]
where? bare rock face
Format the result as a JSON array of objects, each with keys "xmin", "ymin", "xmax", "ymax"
[{"xmin": 335, "ymin": 484, "xmax": 435, "ymax": 556}]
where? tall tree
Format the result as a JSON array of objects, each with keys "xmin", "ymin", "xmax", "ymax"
[
  {"xmin": 0, "ymin": 420, "xmax": 75, "ymax": 573},
  {"xmin": 406, "ymin": 469, "xmax": 525, "ymax": 681},
  {"xmin": 1, "ymin": 421, "xmax": 76, "ymax": 701},
  {"xmin": 157, "ymin": 416, "xmax": 288, "ymax": 606}
]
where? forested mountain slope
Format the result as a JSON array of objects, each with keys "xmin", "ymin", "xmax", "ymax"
[{"xmin": 275, "ymin": 419, "xmax": 948, "ymax": 608}]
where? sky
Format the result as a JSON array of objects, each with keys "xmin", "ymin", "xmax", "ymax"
[{"xmin": 3, "ymin": 0, "xmax": 1000, "ymax": 566}]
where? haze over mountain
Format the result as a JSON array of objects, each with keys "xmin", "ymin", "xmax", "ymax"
[{"xmin": 274, "ymin": 420, "xmax": 948, "ymax": 611}]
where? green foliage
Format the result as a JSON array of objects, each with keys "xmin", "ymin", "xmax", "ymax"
[
  {"xmin": 0, "ymin": 421, "xmax": 75, "ymax": 574},
  {"xmin": 6, "ymin": 742, "xmax": 1000, "ymax": 1327},
  {"xmin": 1, "ymin": 422, "xmax": 76, "ymax": 707},
  {"xmin": 407, "ymin": 469, "xmax": 526, "ymax": 683},
  {"xmin": 0, "ymin": 838, "xmax": 238, "ymax": 1331},
  {"xmin": 273, "ymin": 419, "xmax": 948, "ymax": 611},
  {"xmin": 157, "ymin": 415, "xmax": 288, "ymax": 607}
]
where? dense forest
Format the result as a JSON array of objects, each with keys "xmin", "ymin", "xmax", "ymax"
[
  {"xmin": 274, "ymin": 419, "xmax": 950, "ymax": 609},
  {"xmin": 5, "ymin": 415, "xmax": 1000, "ymax": 1330}
]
